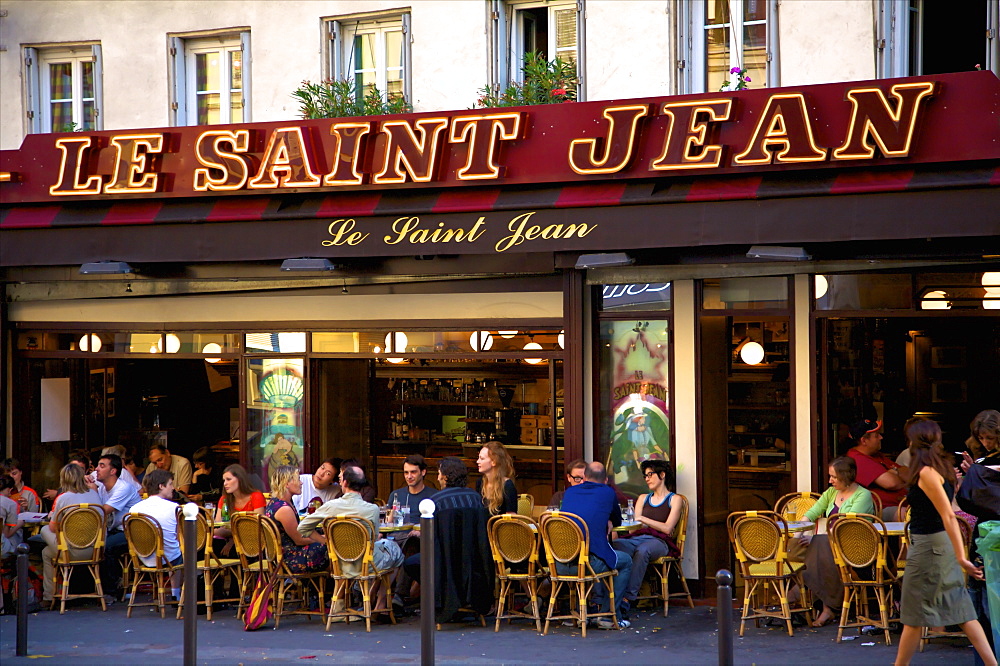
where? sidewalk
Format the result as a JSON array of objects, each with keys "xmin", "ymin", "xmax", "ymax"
[{"xmin": 0, "ymin": 599, "xmax": 972, "ymax": 664}]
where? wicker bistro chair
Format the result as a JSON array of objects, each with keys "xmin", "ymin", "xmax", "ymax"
[
  {"xmin": 635, "ymin": 493, "xmax": 694, "ymax": 617},
  {"xmin": 774, "ymin": 492, "xmax": 821, "ymax": 521},
  {"xmin": 870, "ymin": 492, "xmax": 884, "ymax": 518},
  {"xmin": 517, "ymin": 494, "xmax": 536, "ymax": 517},
  {"xmin": 233, "ymin": 513, "xmax": 326, "ymax": 628},
  {"xmin": 828, "ymin": 513, "xmax": 897, "ymax": 645},
  {"xmin": 52, "ymin": 504, "xmax": 108, "ymax": 614},
  {"xmin": 124, "ymin": 513, "xmax": 183, "ymax": 618},
  {"xmin": 175, "ymin": 505, "xmax": 240, "ymax": 620},
  {"xmin": 488, "ymin": 513, "xmax": 546, "ymax": 632},
  {"xmin": 920, "ymin": 514, "xmax": 975, "ymax": 651},
  {"xmin": 728, "ymin": 510, "xmax": 813, "ymax": 637},
  {"xmin": 230, "ymin": 511, "xmax": 274, "ymax": 618},
  {"xmin": 323, "ymin": 516, "xmax": 395, "ymax": 632},
  {"xmin": 538, "ymin": 511, "xmax": 618, "ymax": 637}
]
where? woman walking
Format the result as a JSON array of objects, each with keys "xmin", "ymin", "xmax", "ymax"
[{"xmin": 894, "ymin": 419, "xmax": 996, "ymax": 666}]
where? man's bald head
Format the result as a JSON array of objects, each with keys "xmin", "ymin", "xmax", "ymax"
[{"xmin": 584, "ymin": 462, "xmax": 607, "ymax": 483}]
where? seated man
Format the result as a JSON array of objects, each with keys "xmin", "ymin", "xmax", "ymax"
[
  {"xmin": 402, "ymin": 457, "xmax": 493, "ymax": 623},
  {"xmin": 291, "ymin": 458, "xmax": 342, "ymax": 514},
  {"xmin": 341, "ymin": 459, "xmax": 377, "ymax": 503},
  {"xmin": 298, "ymin": 465, "xmax": 403, "ymax": 612},
  {"xmin": 558, "ymin": 461, "xmax": 633, "ymax": 629},
  {"xmin": 94, "ymin": 453, "xmax": 141, "ymax": 592},
  {"xmin": 129, "ymin": 470, "xmax": 182, "ymax": 601},
  {"xmin": 846, "ymin": 419, "xmax": 907, "ymax": 520},
  {"xmin": 386, "ymin": 454, "xmax": 438, "ymax": 611},
  {"xmin": 548, "ymin": 458, "xmax": 587, "ymax": 508},
  {"xmin": 145, "ymin": 444, "xmax": 193, "ymax": 495}
]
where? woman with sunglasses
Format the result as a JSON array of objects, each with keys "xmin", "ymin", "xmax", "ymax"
[{"xmin": 611, "ymin": 459, "xmax": 682, "ymax": 617}]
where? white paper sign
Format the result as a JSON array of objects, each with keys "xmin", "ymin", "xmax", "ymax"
[{"xmin": 41, "ymin": 377, "xmax": 71, "ymax": 442}]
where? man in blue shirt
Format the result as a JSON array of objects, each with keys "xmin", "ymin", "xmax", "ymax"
[{"xmin": 559, "ymin": 462, "xmax": 633, "ymax": 629}]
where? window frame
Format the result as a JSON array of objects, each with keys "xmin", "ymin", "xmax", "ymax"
[
  {"xmin": 24, "ymin": 44, "xmax": 103, "ymax": 134},
  {"xmin": 327, "ymin": 12, "xmax": 412, "ymax": 106},
  {"xmin": 170, "ymin": 31, "xmax": 251, "ymax": 127},
  {"xmin": 495, "ymin": 0, "xmax": 585, "ymax": 100},
  {"xmin": 677, "ymin": 0, "xmax": 778, "ymax": 95}
]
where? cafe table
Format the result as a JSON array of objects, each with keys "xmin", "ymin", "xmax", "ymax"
[
  {"xmin": 18, "ymin": 511, "xmax": 48, "ymax": 536},
  {"xmin": 777, "ymin": 520, "xmax": 814, "ymax": 533},
  {"xmin": 612, "ymin": 521, "xmax": 641, "ymax": 533},
  {"xmin": 380, "ymin": 523, "xmax": 416, "ymax": 534}
]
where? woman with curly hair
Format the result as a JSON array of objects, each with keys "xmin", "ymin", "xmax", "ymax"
[{"xmin": 476, "ymin": 440, "xmax": 517, "ymax": 515}]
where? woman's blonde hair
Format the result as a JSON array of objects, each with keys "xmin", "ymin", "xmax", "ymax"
[
  {"xmin": 59, "ymin": 463, "xmax": 89, "ymax": 494},
  {"xmin": 480, "ymin": 440, "xmax": 515, "ymax": 514},
  {"xmin": 269, "ymin": 465, "xmax": 299, "ymax": 500}
]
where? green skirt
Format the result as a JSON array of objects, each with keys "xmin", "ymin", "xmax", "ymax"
[{"xmin": 899, "ymin": 530, "xmax": 976, "ymax": 627}]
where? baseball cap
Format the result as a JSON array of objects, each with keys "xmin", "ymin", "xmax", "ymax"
[{"xmin": 849, "ymin": 418, "xmax": 882, "ymax": 441}]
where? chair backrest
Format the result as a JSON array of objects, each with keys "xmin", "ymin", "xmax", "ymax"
[
  {"xmin": 231, "ymin": 512, "xmax": 283, "ymax": 569},
  {"xmin": 56, "ymin": 504, "xmax": 106, "ymax": 563},
  {"xmin": 175, "ymin": 505, "xmax": 215, "ymax": 564},
  {"xmin": 895, "ymin": 498, "xmax": 911, "ymax": 522},
  {"xmin": 829, "ymin": 514, "xmax": 891, "ymax": 583},
  {"xmin": 730, "ymin": 512, "xmax": 783, "ymax": 564},
  {"xmin": 869, "ymin": 492, "xmax": 883, "ymax": 517},
  {"xmin": 488, "ymin": 514, "xmax": 540, "ymax": 573},
  {"xmin": 539, "ymin": 511, "xmax": 590, "ymax": 576},
  {"xmin": 774, "ymin": 492, "xmax": 820, "ymax": 521},
  {"xmin": 672, "ymin": 493, "xmax": 691, "ymax": 557},
  {"xmin": 124, "ymin": 513, "xmax": 166, "ymax": 567},
  {"xmin": 517, "ymin": 494, "xmax": 535, "ymax": 517},
  {"xmin": 324, "ymin": 516, "xmax": 375, "ymax": 576}
]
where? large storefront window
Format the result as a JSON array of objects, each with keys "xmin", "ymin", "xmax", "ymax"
[{"xmin": 247, "ymin": 358, "xmax": 305, "ymax": 487}]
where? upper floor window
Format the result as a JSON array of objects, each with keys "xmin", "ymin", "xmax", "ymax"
[
  {"xmin": 170, "ymin": 32, "xmax": 250, "ymax": 126},
  {"xmin": 878, "ymin": 0, "xmax": 998, "ymax": 78},
  {"xmin": 495, "ymin": 0, "xmax": 583, "ymax": 98},
  {"xmin": 679, "ymin": 0, "xmax": 778, "ymax": 94},
  {"xmin": 25, "ymin": 44, "xmax": 103, "ymax": 133},
  {"xmin": 328, "ymin": 13, "xmax": 411, "ymax": 105}
]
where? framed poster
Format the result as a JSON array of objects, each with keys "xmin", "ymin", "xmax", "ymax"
[{"xmin": 931, "ymin": 346, "xmax": 966, "ymax": 368}]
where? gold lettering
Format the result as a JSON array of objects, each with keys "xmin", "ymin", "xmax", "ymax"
[
  {"xmin": 569, "ymin": 104, "xmax": 649, "ymax": 174},
  {"xmin": 49, "ymin": 137, "xmax": 103, "ymax": 195},
  {"xmin": 383, "ymin": 216, "xmax": 421, "ymax": 245},
  {"xmin": 495, "ymin": 212, "xmax": 595, "ymax": 253},
  {"xmin": 833, "ymin": 82, "xmax": 936, "ymax": 160},
  {"xmin": 650, "ymin": 100, "xmax": 732, "ymax": 171},
  {"xmin": 732, "ymin": 93, "xmax": 827, "ymax": 165},
  {"xmin": 193, "ymin": 130, "xmax": 251, "ymax": 191},
  {"xmin": 449, "ymin": 113, "xmax": 522, "ymax": 180},
  {"xmin": 322, "ymin": 218, "xmax": 369, "ymax": 246},
  {"xmin": 373, "ymin": 118, "xmax": 449, "ymax": 184},
  {"xmin": 104, "ymin": 134, "xmax": 164, "ymax": 194},
  {"xmin": 248, "ymin": 127, "xmax": 322, "ymax": 188},
  {"xmin": 323, "ymin": 122, "xmax": 373, "ymax": 186}
]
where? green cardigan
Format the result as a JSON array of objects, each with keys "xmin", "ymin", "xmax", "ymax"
[{"xmin": 804, "ymin": 484, "xmax": 874, "ymax": 522}]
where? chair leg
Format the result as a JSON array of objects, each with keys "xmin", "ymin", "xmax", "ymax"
[
  {"xmin": 527, "ymin": 579, "xmax": 542, "ymax": 633},
  {"xmin": 177, "ymin": 579, "xmax": 185, "ymax": 620},
  {"xmin": 739, "ymin": 580, "xmax": 758, "ymax": 637},
  {"xmin": 59, "ymin": 565, "xmax": 70, "ymax": 615},
  {"xmin": 494, "ymin": 578, "xmax": 509, "ymax": 632},
  {"xmin": 876, "ymin": 587, "xmax": 892, "ymax": 646},
  {"xmin": 776, "ymin": 580, "xmax": 793, "ymax": 637},
  {"xmin": 543, "ymin": 580, "xmax": 562, "ymax": 636},
  {"xmin": 204, "ymin": 570, "xmax": 213, "ymax": 621},
  {"xmin": 836, "ymin": 588, "xmax": 852, "ymax": 642},
  {"xmin": 127, "ymin": 570, "xmax": 142, "ymax": 618}
]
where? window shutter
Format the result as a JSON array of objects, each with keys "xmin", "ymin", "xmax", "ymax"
[
  {"xmin": 330, "ymin": 21, "xmax": 342, "ymax": 79},
  {"xmin": 25, "ymin": 46, "xmax": 41, "ymax": 133},
  {"xmin": 240, "ymin": 31, "xmax": 252, "ymax": 122},
  {"xmin": 401, "ymin": 13, "xmax": 412, "ymax": 103},
  {"xmin": 170, "ymin": 36, "xmax": 186, "ymax": 125},
  {"xmin": 766, "ymin": 0, "xmax": 779, "ymax": 88},
  {"xmin": 91, "ymin": 44, "xmax": 104, "ymax": 129}
]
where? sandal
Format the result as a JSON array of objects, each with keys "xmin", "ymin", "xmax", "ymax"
[{"xmin": 810, "ymin": 614, "xmax": 835, "ymax": 627}]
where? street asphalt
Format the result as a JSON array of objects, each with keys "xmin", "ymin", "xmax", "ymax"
[{"xmin": 0, "ymin": 597, "xmax": 977, "ymax": 664}]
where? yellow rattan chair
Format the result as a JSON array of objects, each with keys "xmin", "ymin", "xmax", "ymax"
[
  {"xmin": 920, "ymin": 514, "xmax": 975, "ymax": 651},
  {"xmin": 774, "ymin": 492, "xmax": 821, "ymax": 521},
  {"xmin": 829, "ymin": 513, "xmax": 897, "ymax": 645},
  {"xmin": 538, "ymin": 511, "xmax": 618, "ymax": 637},
  {"xmin": 517, "ymin": 494, "xmax": 536, "ymax": 517},
  {"xmin": 728, "ymin": 510, "xmax": 813, "ymax": 637},
  {"xmin": 637, "ymin": 493, "xmax": 694, "ymax": 617},
  {"xmin": 870, "ymin": 492, "xmax": 884, "ymax": 518},
  {"xmin": 231, "ymin": 511, "xmax": 273, "ymax": 618},
  {"xmin": 175, "ymin": 505, "xmax": 240, "ymax": 620},
  {"xmin": 488, "ymin": 513, "xmax": 545, "ymax": 632},
  {"xmin": 323, "ymin": 516, "xmax": 395, "ymax": 632},
  {"xmin": 124, "ymin": 513, "xmax": 183, "ymax": 618},
  {"xmin": 52, "ymin": 504, "xmax": 108, "ymax": 614}
]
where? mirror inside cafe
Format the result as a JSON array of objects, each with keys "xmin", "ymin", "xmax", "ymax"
[{"xmin": 16, "ymin": 329, "xmax": 564, "ymax": 503}]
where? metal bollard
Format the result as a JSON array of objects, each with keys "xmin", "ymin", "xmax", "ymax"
[
  {"xmin": 419, "ymin": 498, "xmax": 436, "ymax": 666},
  {"xmin": 16, "ymin": 542, "xmax": 30, "ymax": 656},
  {"xmin": 716, "ymin": 569, "xmax": 734, "ymax": 666},
  {"xmin": 182, "ymin": 503, "xmax": 199, "ymax": 666}
]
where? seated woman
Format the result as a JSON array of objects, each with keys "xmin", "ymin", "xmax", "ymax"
[
  {"xmin": 476, "ymin": 441, "xmax": 518, "ymax": 515},
  {"xmin": 265, "ymin": 465, "xmax": 327, "ymax": 573},
  {"xmin": 611, "ymin": 459, "xmax": 682, "ymax": 615},
  {"xmin": 213, "ymin": 464, "xmax": 266, "ymax": 552},
  {"xmin": 187, "ymin": 447, "xmax": 222, "ymax": 505},
  {"xmin": 799, "ymin": 456, "xmax": 874, "ymax": 627}
]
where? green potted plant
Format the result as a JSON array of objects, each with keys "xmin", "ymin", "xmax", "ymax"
[{"xmin": 475, "ymin": 52, "xmax": 578, "ymax": 108}]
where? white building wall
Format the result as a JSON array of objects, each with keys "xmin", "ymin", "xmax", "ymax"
[
  {"xmin": 585, "ymin": 1, "xmax": 673, "ymax": 100},
  {"xmin": 777, "ymin": 0, "xmax": 877, "ymax": 85}
]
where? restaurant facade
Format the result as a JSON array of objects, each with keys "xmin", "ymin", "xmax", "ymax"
[{"xmin": 2, "ymin": 71, "xmax": 999, "ymax": 593}]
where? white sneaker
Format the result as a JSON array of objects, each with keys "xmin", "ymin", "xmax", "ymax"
[{"xmin": 595, "ymin": 617, "xmax": 629, "ymax": 630}]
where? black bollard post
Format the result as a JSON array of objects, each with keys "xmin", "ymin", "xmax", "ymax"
[
  {"xmin": 716, "ymin": 569, "xmax": 734, "ymax": 666},
  {"xmin": 419, "ymin": 498, "xmax": 436, "ymax": 666},
  {"xmin": 182, "ymin": 503, "xmax": 199, "ymax": 666},
  {"xmin": 16, "ymin": 542, "xmax": 30, "ymax": 656}
]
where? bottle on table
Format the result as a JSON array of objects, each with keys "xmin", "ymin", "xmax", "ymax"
[
  {"xmin": 626, "ymin": 499, "xmax": 635, "ymax": 523},
  {"xmin": 220, "ymin": 501, "xmax": 230, "ymax": 522}
]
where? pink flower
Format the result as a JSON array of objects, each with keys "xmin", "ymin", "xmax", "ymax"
[
  {"xmin": 730, "ymin": 66, "xmax": 742, "ymax": 74},
  {"xmin": 744, "ymin": 76, "xmax": 751, "ymax": 82}
]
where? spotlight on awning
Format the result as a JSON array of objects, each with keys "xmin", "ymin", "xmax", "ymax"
[
  {"xmin": 746, "ymin": 245, "xmax": 811, "ymax": 261},
  {"xmin": 574, "ymin": 252, "xmax": 634, "ymax": 269},
  {"xmin": 79, "ymin": 261, "xmax": 134, "ymax": 275},
  {"xmin": 280, "ymin": 257, "xmax": 337, "ymax": 272}
]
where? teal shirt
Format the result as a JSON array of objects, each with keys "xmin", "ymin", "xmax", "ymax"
[{"xmin": 804, "ymin": 484, "xmax": 874, "ymax": 522}]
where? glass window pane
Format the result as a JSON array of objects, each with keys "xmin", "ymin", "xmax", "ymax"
[
  {"xmin": 313, "ymin": 332, "xmax": 361, "ymax": 353},
  {"xmin": 81, "ymin": 101, "xmax": 96, "ymax": 130},
  {"xmin": 50, "ymin": 101, "xmax": 72, "ymax": 132},
  {"xmin": 81, "ymin": 61, "xmax": 94, "ymax": 98},
  {"xmin": 245, "ymin": 332, "xmax": 307, "ymax": 353},
  {"xmin": 598, "ymin": 320, "xmax": 671, "ymax": 497},
  {"xmin": 229, "ymin": 50, "xmax": 242, "ymax": 90},
  {"xmin": 355, "ymin": 33, "xmax": 375, "ymax": 73},
  {"xmin": 49, "ymin": 62, "xmax": 72, "ymax": 100},
  {"xmin": 247, "ymin": 358, "xmax": 305, "ymax": 488},
  {"xmin": 554, "ymin": 8, "xmax": 577, "ymax": 63},
  {"xmin": 706, "ymin": 25, "xmax": 730, "ymax": 91},
  {"xmin": 815, "ymin": 274, "xmax": 912, "ymax": 310},
  {"xmin": 196, "ymin": 52, "xmax": 219, "ymax": 93},
  {"xmin": 743, "ymin": 22, "xmax": 767, "ymax": 87},
  {"xmin": 600, "ymin": 283, "xmax": 672, "ymax": 312},
  {"xmin": 707, "ymin": 0, "xmax": 731, "ymax": 26},
  {"xmin": 744, "ymin": 0, "xmax": 767, "ymax": 22},
  {"xmin": 385, "ymin": 30, "xmax": 402, "ymax": 69},
  {"xmin": 229, "ymin": 92, "xmax": 243, "ymax": 123},
  {"xmin": 703, "ymin": 277, "xmax": 788, "ymax": 310},
  {"xmin": 197, "ymin": 92, "xmax": 220, "ymax": 125}
]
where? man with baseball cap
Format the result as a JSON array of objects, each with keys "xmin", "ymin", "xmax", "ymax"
[{"xmin": 846, "ymin": 418, "xmax": 908, "ymax": 520}]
